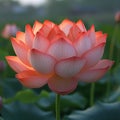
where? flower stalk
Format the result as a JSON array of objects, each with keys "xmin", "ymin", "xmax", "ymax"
[
  {"xmin": 56, "ymin": 94, "xmax": 61, "ymax": 120},
  {"xmin": 106, "ymin": 24, "xmax": 119, "ymax": 98},
  {"xmin": 90, "ymin": 82, "xmax": 95, "ymax": 106}
]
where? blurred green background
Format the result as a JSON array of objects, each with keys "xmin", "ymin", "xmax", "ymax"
[{"xmin": 0, "ymin": 0, "xmax": 120, "ymax": 24}]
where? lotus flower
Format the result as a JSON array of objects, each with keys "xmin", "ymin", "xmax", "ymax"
[
  {"xmin": 6, "ymin": 19, "xmax": 114, "ymax": 95},
  {"xmin": 2, "ymin": 24, "xmax": 19, "ymax": 38}
]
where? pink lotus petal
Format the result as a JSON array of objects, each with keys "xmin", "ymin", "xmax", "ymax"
[
  {"xmin": 55, "ymin": 57, "xmax": 86, "ymax": 78},
  {"xmin": 33, "ymin": 32, "xmax": 49, "ymax": 52},
  {"xmin": 43, "ymin": 20, "xmax": 55, "ymax": 29},
  {"xmin": 88, "ymin": 25, "xmax": 96, "ymax": 45},
  {"xmin": 11, "ymin": 37, "xmax": 31, "ymax": 66},
  {"xmin": 25, "ymin": 24, "xmax": 34, "ymax": 48},
  {"xmin": 29, "ymin": 49, "xmax": 56, "ymax": 74},
  {"xmin": 39, "ymin": 20, "xmax": 55, "ymax": 37},
  {"xmin": 95, "ymin": 31, "xmax": 103, "ymax": 38},
  {"xmin": 68, "ymin": 24, "xmax": 81, "ymax": 41},
  {"xmin": 95, "ymin": 34, "xmax": 107, "ymax": 46},
  {"xmin": 16, "ymin": 70, "xmax": 52, "ymax": 88},
  {"xmin": 32, "ymin": 20, "xmax": 42, "ymax": 34},
  {"xmin": 39, "ymin": 24, "xmax": 52, "ymax": 37},
  {"xmin": 48, "ymin": 74, "xmax": 78, "ymax": 95},
  {"xmin": 16, "ymin": 31, "xmax": 25, "ymax": 43},
  {"xmin": 76, "ymin": 20, "xmax": 86, "ymax": 32},
  {"xmin": 90, "ymin": 59, "xmax": 114, "ymax": 69},
  {"xmin": 59, "ymin": 19, "xmax": 74, "ymax": 35},
  {"xmin": 82, "ymin": 43, "xmax": 105, "ymax": 68},
  {"xmin": 48, "ymin": 37, "xmax": 76, "ymax": 60},
  {"xmin": 77, "ymin": 60, "xmax": 114, "ymax": 82},
  {"xmin": 74, "ymin": 33, "xmax": 92, "ymax": 56},
  {"xmin": 6, "ymin": 56, "xmax": 33, "ymax": 73},
  {"xmin": 47, "ymin": 25, "xmax": 65, "ymax": 41}
]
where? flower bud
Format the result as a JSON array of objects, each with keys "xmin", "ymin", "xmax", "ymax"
[
  {"xmin": 0, "ymin": 61, "xmax": 6, "ymax": 72},
  {"xmin": 0, "ymin": 96, "xmax": 2, "ymax": 110},
  {"xmin": 115, "ymin": 11, "xmax": 120, "ymax": 23},
  {"xmin": 2, "ymin": 24, "xmax": 19, "ymax": 38}
]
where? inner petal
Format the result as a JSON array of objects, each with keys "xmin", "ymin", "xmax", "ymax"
[
  {"xmin": 48, "ymin": 37, "xmax": 76, "ymax": 60},
  {"xmin": 55, "ymin": 57, "xmax": 86, "ymax": 78}
]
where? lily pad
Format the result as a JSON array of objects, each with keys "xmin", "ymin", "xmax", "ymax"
[{"xmin": 65, "ymin": 102, "xmax": 120, "ymax": 120}]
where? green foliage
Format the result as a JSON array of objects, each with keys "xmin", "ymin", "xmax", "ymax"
[
  {"xmin": 1, "ymin": 102, "xmax": 55, "ymax": 120},
  {"xmin": 64, "ymin": 102, "xmax": 120, "ymax": 120}
]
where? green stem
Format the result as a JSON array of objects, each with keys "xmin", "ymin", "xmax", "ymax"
[
  {"xmin": 106, "ymin": 24, "xmax": 119, "ymax": 98},
  {"xmin": 90, "ymin": 82, "xmax": 95, "ymax": 106},
  {"xmin": 56, "ymin": 94, "xmax": 61, "ymax": 120},
  {"xmin": 106, "ymin": 74, "xmax": 111, "ymax": 100},
  {"xmin": 109, "ymin": 24, "xmax": 119, "ymax": 59}
]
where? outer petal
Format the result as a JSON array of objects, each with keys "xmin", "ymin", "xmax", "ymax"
[
  {"xmin": 48, "ymin": 36, "xmax": 76, "ymax": 60},
  {"xmin": 48, "ymin": 74, "xmax": 78, "ymax": 95},
  {"xmin": 33, "ymin": 32, "xmax": 49, "ymax": 52},
  {"xmin": 74, "ymin": 33, "xmax": 92, "ymax": 56},
  {"xmin": 11, "ymin": 37, "xmax": 31, "ymax": 66},
  {"xmin": 59, "ymin": 19, "xmax": 74, "ymax": 35},
  {"xmin": 95, "ymin": 34, "xmax": 107, "ymax": 46},
  {"xmin": 6, "ymin": 56, "xmax": 33, "ymax": 73},
  {"xmin": 55, "ymin": 57, "xmax": 86, "ymax": 78},
  {"xmin": 29, "ymin": 49, "xmax": 56, "ymax": 74},
  {"xmin": 32, "ymin": 20, "xmax": 42, "ymax": 34},
  {"xmin": 77, "ymin": 60, "xmax": 114, "ymax": 82},
  {"xmin": 95, "ymin": 31, "xmax": 103, "ymax": 38},
  {"xmin": 25, "ymin": 24, "xmax": 34, "ymax": 48},
  {"xmin": 76, "ymin": 20, "xmax": 86, "ymax": 32},
  {"xmin": 82, "ymin": 43, "xmax": 105, "ymax": 68},
  {"xmin": 16, "ymin": 31, "xmax": 25, "ymax": 43},
  {"xmin": 16, "ymin": 70, "xmax": 52, "ymax": 88}
]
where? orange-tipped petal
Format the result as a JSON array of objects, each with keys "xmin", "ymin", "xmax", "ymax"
[
  {"xmin": 43, "ymin": 20, "xmax": 55, "ymax": 28},
  {"xmin": 82, "ymin": 43, "xmax": 105, "ymax": 68},
  {"xmin": 68, "ymin": 24, "xmax": 81, "ymax": 41},
  {"xmin": 16, "ymin": 70, "xmax": 51, "ymax": 88},
  {"xmin": 77, "ymin": 60, "xmax": 114, "ymax": 82},
  {"xmin": 29, "ymin": 49, "xmax": 56, "ymax": 74},
  {"xmin": 95, "ymin": 31, "xmax": 103, "ymax": 38},
  {"xmin": 16, "ymin": 31, "xmax": 25, "ymax": 43},
  {"xmin": 88, "ymin": 25, "xmax": 96, "ymax": 45},
  {"xmin": 48, "ymin": 36, "xmax": 76, "ymax": 60},
  {"xmin": 33, "ymin": 32, "xmax": 49, "ymax": 52},
  {"xmin": 11, "ymin": 37, "xmax": 31, "ymax": 66},
  {"xmin": 74, "ymin": 33, "xmax": 92, "ymax": 56},
  {"xmin": 6, "ymin": 56, "xmax": 32, "ymax": 73},
  {"xmin": 76, "ymin": 20, "xmax": 86, "ymax": 32},
  {"xmin": 55, "ymin": 57, "xmax": 86, "ymax": 78},
  {"xmin": 48, "ymin": 74, "xmax": 78, "ymax": 95},
  {"xmin": 25, "ymin": 24, "xmax": 34, "ymax": 48},
  {"xmin": 59, "ymin": 19, "xmax": 74, "ymax": 35},
  {"xmin": 39, "ymin": 24, "xmax": 51, "ymax": 37},
  {"xmin": 38, "ymin": 20, "xmax": 55, "ymax": 37},
  {"xmin": 32, "ymin": 20, "xmax": 42, "ymax": 34},
  {"xmin": 95, "ymin": 33, "xmax": 107, "ymax": 46},
  {"xmin": 47, "ymin": 25, "xmax": 65, "ymax": 41}
]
